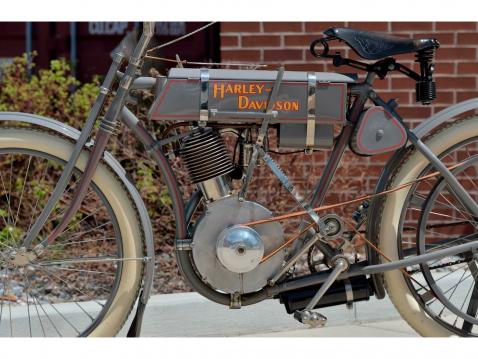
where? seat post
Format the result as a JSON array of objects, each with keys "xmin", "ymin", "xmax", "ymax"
[{"xmin": 365, "ymin": 72, "xmax": 376, "ymax": 85}]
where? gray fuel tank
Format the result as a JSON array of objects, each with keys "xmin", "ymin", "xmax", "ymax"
[{"xmin": 149, "ymin": 68, "xmax": 355, "ymax": 126}]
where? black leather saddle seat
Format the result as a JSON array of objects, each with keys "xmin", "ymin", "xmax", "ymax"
[{"xmin": 324, "ymin": 27, "xmax": 440, "ymax": 60}]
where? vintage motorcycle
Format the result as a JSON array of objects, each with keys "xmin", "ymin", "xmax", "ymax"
[{"xmin": 1, "ymin": 22, "xmax": 478, "ymax": 337}]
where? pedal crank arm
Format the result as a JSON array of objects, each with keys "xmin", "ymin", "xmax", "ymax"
[{"xmin": 294, "ymin": 257, "xmax": 349, "ymax": 327}]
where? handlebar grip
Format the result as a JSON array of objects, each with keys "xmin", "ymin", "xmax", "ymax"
[
  {"xmin": 309, "ymin": 38, "xmax": 329, "ymax": 58},
  {"xmin": 310, "ymin": 37, "xmax": 339, "ymax": 59}
]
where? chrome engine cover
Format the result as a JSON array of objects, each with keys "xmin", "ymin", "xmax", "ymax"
[
  {"xmin": 192, "ymin": 196, "xmax": 285, "ymax": 294},
  {"xmin": 216, "ymin": 225, "xmax": 264, "ymax": 273}
]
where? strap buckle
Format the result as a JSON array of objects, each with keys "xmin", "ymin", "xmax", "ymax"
[{"xmin": 305, "ymin": 72, "xmax": 317, "ymax": 154}]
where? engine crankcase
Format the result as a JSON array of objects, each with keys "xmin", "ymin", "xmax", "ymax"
[{"xmin": 192, "ymin": 196, "xmax": 285, "ymax": 294}]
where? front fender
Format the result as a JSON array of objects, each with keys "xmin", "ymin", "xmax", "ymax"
[
  {"xmin": 367, "ymin": 98, "xmax": 478, "ymax": 298},
  {"xmin": 0, "ymin": 111, "xmax": 155, "ymax": 303}
]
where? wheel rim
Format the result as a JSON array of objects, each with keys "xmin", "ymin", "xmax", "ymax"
[
  {"xmin": 398, "ymin": 137, "xmax": 478, "ymax": 336},
  {"xmin": 0, "ymin": 148, "xmax": 123, "ymax": 337}
]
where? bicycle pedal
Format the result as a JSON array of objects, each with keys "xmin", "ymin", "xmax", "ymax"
[{"xmin": 293, "ymin": 309, "xmax": 327, "ymax": 328}]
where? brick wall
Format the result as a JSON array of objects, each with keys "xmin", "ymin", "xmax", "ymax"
[{"xmin": 219, "ymin": 22, "xmax": 478, "ymax": 217}]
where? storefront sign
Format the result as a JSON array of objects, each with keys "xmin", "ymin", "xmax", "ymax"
[{"xmin": 88, "ymin": 22, "xmax": 129, "ymax": 35}]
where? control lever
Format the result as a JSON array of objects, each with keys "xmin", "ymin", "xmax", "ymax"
[{"xmin": 294, "ymin": 257, "xmax": 349, "ymax": 327}]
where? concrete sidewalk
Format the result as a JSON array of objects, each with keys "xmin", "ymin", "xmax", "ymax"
[{"xmin": 120, "ymin": 292, "xmax": 418, "ymax": 337}]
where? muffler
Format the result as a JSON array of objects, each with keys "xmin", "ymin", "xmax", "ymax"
[{"xmin": 278, "ymin": 275, "xmax": 372, "ymax": 314}]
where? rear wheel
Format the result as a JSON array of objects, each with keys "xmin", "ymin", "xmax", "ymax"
[
  {"xmin": 0, "ymin": 127, "xmax": 144, "ymax": 336},
  {"xmin": 378, "ymin": 117, "xmax": 478, "ymax": 336}
]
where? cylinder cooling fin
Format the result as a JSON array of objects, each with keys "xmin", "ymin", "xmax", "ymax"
[{"xmin": 180, "ymin": 128, "xmax": 234, "ymax": 184}]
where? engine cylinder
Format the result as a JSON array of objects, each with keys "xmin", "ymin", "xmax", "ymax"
[{"xmin": 180, "ymin": 128, "xmax": 234, "ymax": 184}]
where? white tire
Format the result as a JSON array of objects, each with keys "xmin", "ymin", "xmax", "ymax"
[
  {"xmin": 378, "ymin": 117, "xmax": 478, "ymax": 336},
  {"xmin": 0, "ymin": 127, "xmax": 144, "ymax": 336}
]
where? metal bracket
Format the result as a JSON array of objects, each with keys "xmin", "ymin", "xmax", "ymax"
[
  {"xmin": 305, "ymin": 72, "xmax": 317, "ymax": 154},
  {"xmin": 238, "ymin": 67, "xmax": 284, "ymax": 200},
  {"xmin": 199, "ymin": 68, "xmax": 210, "ymax": 127},
  {"xmin": 230, "ymin": 292, "xmax": 242, "ymax": 309},
  {"xmin": 256, "ymin": 67, "xmax": 285, "ymax": 146},
  {"xmin": 343, "ymin": 278, "xmax": 354, "ymax": 309},
  {"xmin": 145, "ymin": 129, "xmax": 197, "ymax": 153},
  {"xmin": 175, "ymin": 239, "xmax": 193, "ymax": 251}
]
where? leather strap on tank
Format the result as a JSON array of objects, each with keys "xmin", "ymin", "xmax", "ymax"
[
  {"xmin": 199, "ymin": 68, "xmax": 210, "ymax": 127},
  {"xmin": 305, "ymin": 72, "xmax": 317, "ymax": 153}
]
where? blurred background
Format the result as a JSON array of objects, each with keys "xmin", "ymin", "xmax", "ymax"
[{"xmin": 0, "ymin": 22, "xmax": 220, "ymax": 80}]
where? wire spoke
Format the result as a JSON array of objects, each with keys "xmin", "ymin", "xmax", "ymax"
[
  {"xmin": 42, "ymin": 299, "xmax": 80, "ymax": 335},
  {"xmin": 427, "ymin": 272, "xmax": 474, "ymax": 307},
  {"xmin": 35, "ymin": 256, "xmax": 140, "ymax": 266},
  {"xmin": 18, "ymin": 267, "xmax": 81, "ymax": 335},
  {"xmin": 7, "ymin": 266, "xmax": 18, "ymax": 337},
  {"xmin": 437, "ymin": 190, "xmax": 475, "ymax": 224},
  {"xmin": 13, "ymin": 155, "xmax": 32, "ymax": 228},
  {"xmin": 32, "ymin": 264, "xmax": 105, "ymax": 307},
  {"xmin": 22, "ymin": 271, "xmax": 33, "ymax": 337},
  {"xmin": 462, "ymin": 261, "xmax": 478, "ymax": 332},
  {"xmin": 437, "ymin": 267, "xmax": 468, "ymax": 318},
  {"xmin": 38, "ymin": 266, "xmax": 116, "ymax": 276},
  {"xmin": 48, "ymin": 237, "xmax": 115, "ymax": 248},
  {"xmin": 29, "ymin": 292, "xmax": 62, "ymax": 337},
  {"xmin": 409, "ymin": 207, "xmax": 475, "ymax": 224},
  {"xmin": 56, "ymin": 207, "xmax": 106, "ymax": 239},
  {"xmin": 0, "ymin": 169, "xmax": 12, "ymax": 228},
  {"xmin": 26, "ymin": 160, "xmax": 50, "ymax": 234},
  {"xmin": 430, "ymin": 263, "xmax": 468, "ymax": 283},
  {"xmin": 23, "ymin": 272, "xmax": 46, "ymax": 337},
  {"xmin": 0, "ymin": 154, "xmax": 15, "ymax": 226},
  {"xmin": 459, "ymin": 270, "xmax": 478, "ymax": 312},
  {"xmin": 52, "ymin": 221, "xmax": 112, "ymax": 247},
  {"xmin": 428, "ymin": 229, "xmax": 478, "ymax": 253},
  {"xmin": 0, "ymin": 267, "xmax": 7, "ymax": 329},
  {"xmin": 413, "ymin": 191, "xmax": 476, "ymax": 222}
]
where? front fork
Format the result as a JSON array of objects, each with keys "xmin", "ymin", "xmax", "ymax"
[{"xmin": 21, "ymin": 23, "xmax": 155, "ymax": 254}]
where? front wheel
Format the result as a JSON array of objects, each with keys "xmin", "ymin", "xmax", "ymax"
[
  {"xmin": 0, "ymin": 127, "xmax": 145, "ymax": 336},
  {"xmin": 377, "ymin": 116, "xmax": 478, "ymax": 336}
]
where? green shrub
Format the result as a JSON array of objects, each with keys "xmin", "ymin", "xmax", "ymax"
[{"xmin": 0, "ymin": 53, "xmax": 99, "ymax": 128}]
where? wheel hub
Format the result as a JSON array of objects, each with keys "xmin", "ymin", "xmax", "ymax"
[{"xmin": 2, "ymin": 248, "xmax": 35, "ymax": 268}]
